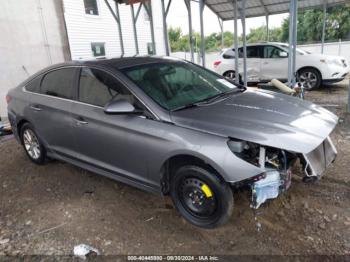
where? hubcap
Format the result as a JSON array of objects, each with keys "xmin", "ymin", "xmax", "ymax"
[
  {"xmin": 299, "ymin": 71, "xmax": 317, "ymax": 90},
  {"xmin": 23, "ymin": 129, "xmax": 41, "ymax": 160},
  {"xmin": 179, "ymin": 178, "xmax": 217, "ymax": 217}
]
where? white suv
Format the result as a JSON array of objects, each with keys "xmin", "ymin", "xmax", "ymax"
[{"xmin": 213, "ymin": 42, "xmax": 350, "ymax": 90}]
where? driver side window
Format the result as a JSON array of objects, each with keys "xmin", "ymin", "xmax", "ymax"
[
  {"xmin": 263, "ymin": 46, "xmax": 286, "ymax": 59},
  {"xmin": 78, "ymin": 67, "xmax": 135, "ymax": 107}
]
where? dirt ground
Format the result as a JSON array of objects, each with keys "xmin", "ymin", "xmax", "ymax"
[{"xmin": 1, "ymin": 80, "xmax": 350, "ymax": 257}]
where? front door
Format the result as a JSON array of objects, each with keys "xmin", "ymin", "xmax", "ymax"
[
  {"xmin": 71, "ymin": 67, "xmax": 155, "ymax": 187},
  {"xmin": 238, "ymin": 46, "xmax": 262, "ymax": 82},
  {"xmin": 260, "ymin": 45, "xmax": 289, "ymax": 81}
]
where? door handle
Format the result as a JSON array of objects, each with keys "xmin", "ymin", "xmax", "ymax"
[
  {"xmin": 75, "ymin": 117, "xmax": 88, "ymax": 125},
  {"xmin": 30, "ymin": 105, "xmax": 42, "ymax": 111}
]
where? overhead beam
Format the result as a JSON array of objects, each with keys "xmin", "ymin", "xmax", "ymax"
[
  {"xmin": 184, "ymin": 0, "xmax": 194, "ymax": 62},
  {"xmin": 130, "ymin": 3, "xmax": 143, "ymax": 55},
  {"xmin": 217, "ymin": 16, "xmax": 224, "ymax": 49},
  {"xmin": 160, "ymin": 0, "xmax": 172, "ymax": 56},
  {"xmin": 199, "ymin": 0, "xmax": 206, "ymax": 67},
  {"xmin": 143, "ymin": 1, "xmax": 156, "ymax": 55},
  {"xmin": 233, "ymin": 0, "xmax": 239, "ymax": 85},
  {"xmin": 321, "ymin": 0, "xmax": 327, "ymax": 54},
  {"xmin": 207, "ymin": 0, "xmax": 348, "ymax": 21},
  {"xmin": 240, "ymin": 0, "xmax": 247, "ymax": 87},
  {"xmin": 104, "ymin": 0, "xmax": 125, "ymax": 57}
]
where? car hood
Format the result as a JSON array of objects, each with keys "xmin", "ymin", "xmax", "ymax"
[
  {"xmin": 170, "ymin": 89, "xmax": 338, "ymax": 153},
  {"xmin": 304, "ymin": 53, "xmax": 347, "ymax": 62}
]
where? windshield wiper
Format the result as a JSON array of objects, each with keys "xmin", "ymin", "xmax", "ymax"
[
  {"xmin": 198, "ymin": 88, "xmax": 240, "ymax": 104},
  {"xmin": 172, "ymin": 88, "xmax": 243, "ymax": 112},
  {"xmin": 172, "ymin": 103, "xmax": 199, "ymax": 112}
]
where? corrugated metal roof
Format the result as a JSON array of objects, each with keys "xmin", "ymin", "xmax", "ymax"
[{"xmin": 206, "ymin": 0, "xmax": 348, "ymax": 21}]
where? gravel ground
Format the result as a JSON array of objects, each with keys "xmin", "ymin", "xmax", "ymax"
[{"xmin": 0, "ymin": 81, "xmax": 350, "ymax": 257}]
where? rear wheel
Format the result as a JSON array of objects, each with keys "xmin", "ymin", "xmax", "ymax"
[
  {"xmin": 20, "ymin": 123, "xmax": 47, "ymax": 165},
  {"xmin": 297, "ymin": 68, "xmax": 321, "ymax": 90},
  {"xmin": 170, "ymin": 165, "xmax": 233, "ymax": 228}
]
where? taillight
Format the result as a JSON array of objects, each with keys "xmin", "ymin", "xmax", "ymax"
[
  {"xmin": 6, "ymin": 94, "xmax": 12, "ymax": 104},
  {"xmin": 213, "ymin": 60, "xmax": 221, "ymax": 67}
]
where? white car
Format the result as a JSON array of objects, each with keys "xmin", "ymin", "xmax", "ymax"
[{"xmin": 213, "ymin": 42, "xmax": 350, "ymax": 90}]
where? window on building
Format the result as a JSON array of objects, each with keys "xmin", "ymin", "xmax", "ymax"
[
  {"xmin": 84, "ymin": 0, "xmax": 99, "ymax": 15},
  {"xmin": 41, "ymin": 68, "xmax": 76, "ymax": 99},
  {"xmin": 79, "ymin": 68, "xmax": 135, "ymax": 107},
  {"xmin": 147, "ymin": 43, "xmax": 154, "ymax": 55},
  {"xmin": 91, "ymin": 42, "xmax": 105, "ymax": 57}
]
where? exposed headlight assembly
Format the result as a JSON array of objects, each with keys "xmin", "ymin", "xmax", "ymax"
[{"xmin": 227, "ymin": 139, "xmax": 293, "ymax": 171}]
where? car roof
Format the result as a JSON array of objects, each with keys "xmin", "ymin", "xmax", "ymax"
[
  {"xmin": 226, "ymin": 42, "xmax": 287, "ymax": 49},
  {"xmin": 19, "ymin": 56, "xmax": 184, "ymax": 87},
  {"xmin": 81, "ymin": 56, "xmax": 182, "ymax": 69}
]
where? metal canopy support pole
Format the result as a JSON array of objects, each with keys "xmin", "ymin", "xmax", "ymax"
[
  {"xmin": 266, "ymin": 15, "xmax": 269, "ymax": 41},
  {"xmin": 287, "ymin": 0, "xmax": 294, "ymax": 86},
  {"xmin": 240, "ymin": 0, "xmax": 247, "ymax": 87},
  {"xmin": 130, "ymin": 3, "xmax": 143, "ymax": 55},
  {"xmin": 199, "ymin": 0, "xmax": 205, "ymax": 67},
  {"xmin": 184, "ymin": 0, "xmax": 194, "ymax": 62},
  {"xmin": 348, "ymin": 79, "xmax": 350, "ymax": 112},
  {"xmin": 218, "ymin": 17, "xmax": 224, "ymax": 49},
  {"xmin": 321, "ymin": 0, "xmax": 327, "ymax": 54},
  {"xmin": 292, "ymin": 0, "xmax": 298, "ymax": 87},
  {"xmin": 143, "ymin": 1, "xmax": 156, "ymax": 55},
  {"xmin": 161, "ymin": 0, "xmax": 172, "ymax": 56},
  {"xmin": 104, "ymin": 0, "xmax": 124, "ymax": 57},
  {"xmin": 233, "ymin": 0, "xmax": 239, "ymax": 84}
]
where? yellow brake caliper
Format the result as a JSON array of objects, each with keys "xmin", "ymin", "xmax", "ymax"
[{"xmin": 201, "ymin": 184, "xmax": 213, "ymax": 198}]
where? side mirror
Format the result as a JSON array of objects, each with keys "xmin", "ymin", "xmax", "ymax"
[
  {"xmin": 279, "ymin": 51, "xmax": 288, "ymax": 58},
  {"xmin": 104, "ymin": 99, "xmax": 141, "ymax": 115}
]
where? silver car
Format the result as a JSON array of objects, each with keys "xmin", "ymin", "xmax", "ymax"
[{"xmin": 6, "ymin": 57, "xmax": 338, "ymax": 228}]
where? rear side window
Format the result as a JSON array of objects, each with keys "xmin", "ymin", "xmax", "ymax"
[
  {"xmin": 25, "ymin": 76, "xmax": 42, "ymax": 93},
  {"xmin": 41, "ymin": 68, "xmax": 76, "ymax": 99},
  {"xmin": 78, "ymin": 67, "xmax": 134, "ymax": 107},
  {"xmin": 238, "ymin": 46, "xmax": 262, "ymax": 58}
]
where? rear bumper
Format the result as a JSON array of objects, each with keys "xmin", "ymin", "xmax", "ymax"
[{"xmin": 7, "ymin": 111, "xmax": 20, "ymax": 143}]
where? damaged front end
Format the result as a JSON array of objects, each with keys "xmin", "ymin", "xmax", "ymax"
[{"xmin": 228, "ymin": 136, "xmax": 337, "ymax": 209}]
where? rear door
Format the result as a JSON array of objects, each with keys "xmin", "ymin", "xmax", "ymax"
[
  {"xmin": 260, "ymin": 45, "xmax": 289, "ymax": 81},
  {"xmin": 238, "ymin": 45, "xmax": 262, "ymax": 82},
  {"xmin": 28, "ymin": 67, "xmax": 79, "ymax": 157},
  {"xmin": 70, "ymin": 67, "xmax": 155, "ymax": 187}
]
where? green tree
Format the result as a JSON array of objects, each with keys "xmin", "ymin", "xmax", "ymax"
[
  {"xmin": 281, "ymin": 4, "xmax": 350, "ymax": 43},
  {"xmin": 246, "ymin": 26, "xmax": 282, "ymax": 43}
]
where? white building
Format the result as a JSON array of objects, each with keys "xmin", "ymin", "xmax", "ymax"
[
  {"xmin": 63, "ymin": 0, "xmax": 166, "ymax": 60},
  {"xmin": 0, "ymin": 0, "xmax": 70, "ymax": 118},
  {"xmin": 0, "ymin": 0, "xmax": 166, "ymax": 118}
]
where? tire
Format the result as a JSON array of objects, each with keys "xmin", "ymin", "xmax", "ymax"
[
  {"xmin": 297, "ymin": 68, "xmax": 321, "ymax": 90},
  {"xmin": 20, "ymin": 123, "xmax": 47, "ymax": 165},
  {"xmin": 170, "ymin": 165, "xmax": 233, "ymax": 229},
  {"xmin": 223, "ymin": 71, "xmax": 242, "ymax": 84}
]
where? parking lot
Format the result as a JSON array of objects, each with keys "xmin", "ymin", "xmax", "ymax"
[{"xmin": 1, "ymin": 81, "xmax": 350, "ymax": 256}]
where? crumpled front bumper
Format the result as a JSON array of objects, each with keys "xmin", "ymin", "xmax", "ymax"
[{"xmin": 251, "ymin": 136, "xmax": 337, "ymax": 209}]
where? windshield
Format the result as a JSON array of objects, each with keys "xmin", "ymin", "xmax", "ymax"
[{"xmin": 122, "ymin": 62, "xmax": 238, "ymax": 110}]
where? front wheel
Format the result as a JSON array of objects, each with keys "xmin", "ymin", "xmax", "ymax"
[
  {"xmin": 297, "ymin": 68, "xmax": 321, "ymax": 90},
  {"xmin": 170, "ymin": 165, "xmax": 233, "ymax": 228}
]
